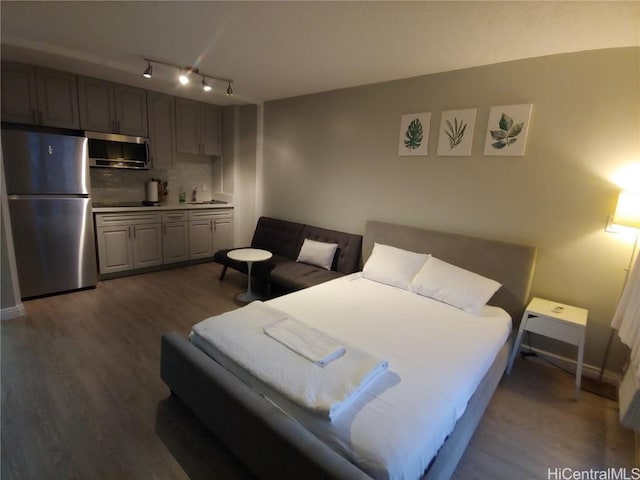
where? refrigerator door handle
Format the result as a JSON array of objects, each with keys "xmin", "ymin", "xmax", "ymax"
[{"xmin": 8, "ymin": 194, "xmax": 91, "ymax": 200}]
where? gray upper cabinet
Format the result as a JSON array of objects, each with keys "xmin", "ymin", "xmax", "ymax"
[
  {"xmin": 147, "ymin": 92, "xmax": 175, "ymax": 169},
  {"xmin": 200, "ymin": 103, "xmax": 222, "ymax": 156},
  {"xmin": 175, "ymin": 98, "xmax": 221, "ymax": 156},
  {"xmin": 78, "ymin": 77, "xmax": 148, "ymax": 137},
  {"xmin": 116, "ymin": 84, "xmax": 148, "ymax": 137},
  {"xmin": 1, "ymin": 62, "xmax": 80, "ymax": 129}
]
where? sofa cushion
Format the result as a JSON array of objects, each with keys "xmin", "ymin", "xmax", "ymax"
[
  {"xmin": 270, "ymin": 261, "xmax": 344, "ymax": 291},
  {"xmin": 251, "ymin": 217, "xmax": 305, "ymax": 259}
]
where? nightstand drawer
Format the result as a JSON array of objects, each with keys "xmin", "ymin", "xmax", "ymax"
[{"xmin": 525, "ymin": 315, "xmax": 582, "ymax": 345}]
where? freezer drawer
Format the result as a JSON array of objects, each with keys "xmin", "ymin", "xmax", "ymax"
[
  {"xmin": 8, "ymin": 197, "xmax": 97, "ymax": 298},
  {"xmin": 2, "ymin": 129, "xmax": 89, "ymax": 195}
]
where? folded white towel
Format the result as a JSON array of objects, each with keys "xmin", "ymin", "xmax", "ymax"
[
  {"xmin": 190, "ymin": 301, "xmax": 389, "ymax": 421},
  {"xmin": 264, "ymin": 318, "xmax": 346, "ymax": 367}
]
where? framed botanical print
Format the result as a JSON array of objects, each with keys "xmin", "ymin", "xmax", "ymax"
[
  {"xmin": 483, "ymin": 104, "xmax": 533, "ymax": 156},
  {"xmin": 399, "ymin": 112, "xmax": 430, "ymax": 156}
]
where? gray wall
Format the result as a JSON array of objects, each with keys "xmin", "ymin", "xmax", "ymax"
[
  {"xmin": 262, "ymin": 47, "xmax": 640, "ymax": 373},
  {"xmin": 223, "ymin": 104, "xmax": 260, "ymax": 246}
]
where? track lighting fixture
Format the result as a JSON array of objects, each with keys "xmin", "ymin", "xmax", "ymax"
[{"xmin": 142, "ymin": 58, "xmax": 234, "ymax": 95}]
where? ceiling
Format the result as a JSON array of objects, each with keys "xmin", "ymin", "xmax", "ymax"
[{"xmin": 1, "ymin": 1, "xmax": 638, "ymax": 106}]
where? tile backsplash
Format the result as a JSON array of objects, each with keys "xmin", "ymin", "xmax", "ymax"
[{"xmin": 91, "ymin": 155, "xmax": 222, "ymax": 203}]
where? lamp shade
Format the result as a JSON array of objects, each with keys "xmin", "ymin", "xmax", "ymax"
[{"xmin": 613, "ymin": 190, "xmax": 640, "ymax": 229}]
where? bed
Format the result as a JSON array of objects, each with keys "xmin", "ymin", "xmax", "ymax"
[{"xmin": 160, "ymin": 220, "xmax": 537, "ymax": 480}]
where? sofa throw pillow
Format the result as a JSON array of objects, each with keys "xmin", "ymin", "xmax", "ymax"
[
  {"xmin": 410, "ymin": 256, "xmax": 502, "ymax": 315},
  {"xmin": 362, "ymin": 243, "xmax": 429, "ymax": 290},
  {"xmin": 296, "ymin": 238, "xmax": 339, "ymax": 270}
]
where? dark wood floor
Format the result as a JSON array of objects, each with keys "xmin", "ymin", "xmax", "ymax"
[{"xmin": 1, "ymin": 263, "xmax": 634, "ymax": 479}]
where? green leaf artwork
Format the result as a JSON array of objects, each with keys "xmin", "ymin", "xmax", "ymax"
[
  {"xmin": 490, "ymin": 113, "xmax": 524, "ymax": 150},
  {"xmin": 404, "ymin": 118, "xmax": 423, "ymax": 150},
  {"xmin": 444, "ymin": 117, "xmax": 467, "ymax": 150}
]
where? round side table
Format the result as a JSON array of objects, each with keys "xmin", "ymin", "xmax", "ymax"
[{"xmin": 227, "ymin": 248, "xmax": 273, "ymax": 302}]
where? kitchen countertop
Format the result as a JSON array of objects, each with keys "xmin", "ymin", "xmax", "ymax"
[{"xmin": 92, "ymin": 202, "xmax": 234, "ymax": 213}]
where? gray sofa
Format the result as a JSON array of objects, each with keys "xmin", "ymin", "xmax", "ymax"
[{"xmin": 214, "ymin": 216, "xmax": 363, "ymax": 292}]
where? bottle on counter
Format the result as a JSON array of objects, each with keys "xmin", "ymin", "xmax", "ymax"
[{"xmin": 179, "ymin": 187, "xmax": 186, "ymax": 203}]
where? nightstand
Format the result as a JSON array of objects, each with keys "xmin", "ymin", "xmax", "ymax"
[{"xmin": 507, "ymin": 297, "xmax": 588, "ymax": 399}]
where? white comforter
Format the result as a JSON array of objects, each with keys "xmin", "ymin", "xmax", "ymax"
[{"xmin": 191, "ymin": 273, "xmax": 511, "ymax": 480}]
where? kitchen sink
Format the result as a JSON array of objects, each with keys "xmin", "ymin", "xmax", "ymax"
[{"xmin": 188, "ymin": 200, "xmax": 228, "ymax": 205}]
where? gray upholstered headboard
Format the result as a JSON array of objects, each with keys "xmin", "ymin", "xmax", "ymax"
[{"xmin": 363, "ymin": 220, "xmax": 537, "ymax": 321}]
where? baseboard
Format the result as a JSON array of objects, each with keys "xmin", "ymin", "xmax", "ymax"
[
  {"xmin": 1, "ymin": 303, "xmax": 25, "ymax": 320},
  {"xmin": 518, "ymin": 344, "xmax": 622, "ymax": 386}
]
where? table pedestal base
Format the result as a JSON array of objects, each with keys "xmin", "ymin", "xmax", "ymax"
[{"xmin": 237, "ymin": 260, "xmax": 259, "ymax": 303}]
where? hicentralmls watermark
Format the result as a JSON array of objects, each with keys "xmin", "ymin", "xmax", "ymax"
[{"xmin": 547, "ymin": 468, "xmax": 640, "ymax": 480}]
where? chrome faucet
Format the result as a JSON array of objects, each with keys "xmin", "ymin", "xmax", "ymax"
[{"xmin": 191, "ymin": 186, "xmax": 198, "ymax": 202}]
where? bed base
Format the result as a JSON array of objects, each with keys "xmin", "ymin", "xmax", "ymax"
[
  {"xmin": 160, "ymin": 331, "xmax": 511, "ymax": 480},
  {"xmin": 160, "ymin": 331, "xmax": 372, "ymax": 480}
]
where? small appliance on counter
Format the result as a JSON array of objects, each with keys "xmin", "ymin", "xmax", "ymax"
[
  {"xmin": 144, "ymin": 179, "xmax": 159, "ymax": 206},
  {"xmin": 143, "ymin": 178, "xmax": 168, "ymax": 205}
]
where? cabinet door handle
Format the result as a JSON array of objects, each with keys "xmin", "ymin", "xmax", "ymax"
[
  {"xmin": 209, "ymin": 220, "xmax": 213, "ymax": 232},
  {"xmin": 128, "ymin": 226, "xmax": 131, "ymax": 239},
  {"xmin": 133, "ymin": 225, "xmax": 136, "ymax": 238}
]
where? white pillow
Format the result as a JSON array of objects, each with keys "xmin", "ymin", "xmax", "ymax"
[
  {"xmin": 296, "ymin": 238, "xmax": 338, "ymax": 270},
  {"xmin": 362, "ymin": 243, "xmax": 429, "ymax": 290},
  {"xmin": 410, "ymin": 256, "xmax": 501, "ymax": 315}
]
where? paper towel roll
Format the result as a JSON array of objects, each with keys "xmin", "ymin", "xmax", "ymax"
[{"xmin": 146, "ymin": 181, "xmax": 158, "ymax": 202}]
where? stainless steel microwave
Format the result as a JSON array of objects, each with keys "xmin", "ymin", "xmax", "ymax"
[{"xmin": 86, "ymin": 131, "xmax": 149, "ymax": 170}]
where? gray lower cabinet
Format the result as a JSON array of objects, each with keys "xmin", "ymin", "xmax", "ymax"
[
  {"xmin": 95, "ymin": 212, "xmax": 163, "ymax": 274},
  {"xmin": 162, "ymin": 211, "xmax": 189, "ymax": 263},
  {"xmin": 96, "ymin": 208, "xmax": 233, "ymax": 276},
  {"xmin": 1, "ymin": 61, "xmax": 80, "ymax": 129},
  {"xmin": 189, "ymin": 208, "xmax": 234, "ymax": 259},
  {"xmin": 78, "ymin": 76, "xmax": 148, "ymax": 136},
  {"xmin": 213, "ymin": 216, "xmax": 234, "ymax": 252}
]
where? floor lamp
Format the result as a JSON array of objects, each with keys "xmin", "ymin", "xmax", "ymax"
[{"xmin": 598, "ymin": 190, "xmax": 640, "ymax": 383}]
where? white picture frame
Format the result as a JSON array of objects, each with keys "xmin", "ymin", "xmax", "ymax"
[
  {"xmin": 398, "ymin": 112, "xmax": 430, "ymax": 156},
  {"xmin": 437, "ymin": 108, "xmax": 477, "ymax": 156},
  {"xmin": 483, "ymin": 104, "xmax": 533, "ymax": 156}
]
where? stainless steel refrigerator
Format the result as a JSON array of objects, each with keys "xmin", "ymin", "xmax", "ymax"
[{"xmin": 3, "ymin": 129, "xmax": 98, "ymax": 298}]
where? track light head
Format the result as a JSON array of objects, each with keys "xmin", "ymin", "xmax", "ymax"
[
  {"xmin": 201, "ymin": 76, "xmax": 212, "ymax": 92},
  {"xmin": 142, "ymin": 60, "xmax": 153, "ymax": 79},
  {"xmin": 179, "ymin": 67, "xmax": 199, "ymax": 85},
  {"xmin": 226, "ymin": 81, "xmax": 233, "ymax": 96},
  {"xmin": 178, "ymin": 69, "xmax": 190, "ymax": 85}
]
